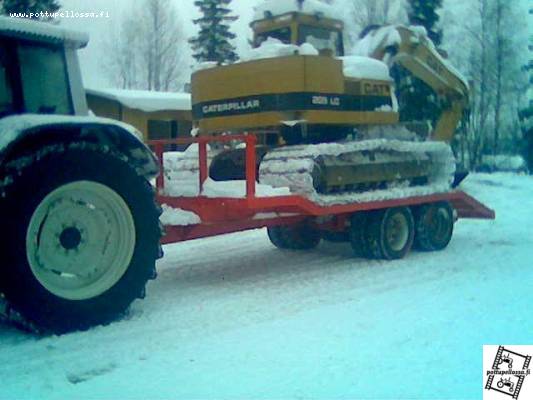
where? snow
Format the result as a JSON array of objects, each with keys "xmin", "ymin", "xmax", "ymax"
[
  {"xmin": 159, "ymin": 204, "xmax": 201, "ymax": 226},
  {"xmin": 480, "ymin": 155, "xmax": 527, "ymax": 172},
  {"xmin": 240, "ymin": 37, "xmax": 318, "ymax": 62},
  {"xmin": 192, "ymin": 61, "xmax": 219, "ymax": 72},
  {"xmin": 353, "ymin": 25, "xmax": 402, "ymax": 59},
  {"xmin": 0, "ymin": 114, "xmax": 144, "ymax": 153},
  {"xmin": 259, "ymin": 138, "xmax": 456, "ymax": 205},
  {"xmin": 0, "ymin": 15, "xmax": 88, "ymax": 48},
  {"xmin": 164, "ymin": 178, "xmax": 291, "ymax": 198},
  {"xmin": 85, "ymin": 88, "xmax": 191, "ymax": 113},
  {"xmin": 1, "ymin": 172, "xmax": 532, "ymax": 399},
  {"xmin": 253, "ymin": 0, "xmax": 340, "ymax": 21},
  {"xmin": 339, "ymin": 56, "xmax": 392, "ymax": 81}
]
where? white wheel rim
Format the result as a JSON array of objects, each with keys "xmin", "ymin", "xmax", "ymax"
[
  {"xmin": 26, "ymin": 181, "xmax": 136, "ymax": 300},
  {"xmin": 385, "ymin": 212, "xmax": 409, "ymax": 252}
]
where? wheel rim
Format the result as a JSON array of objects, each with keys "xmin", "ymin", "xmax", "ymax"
[
  {"xmin": 26, "ymin": 181, "xmax": 136, "ymax": 300},
  {"xmin": 385, "ymin": 212, "xmax": 409, "ymax": 252}
]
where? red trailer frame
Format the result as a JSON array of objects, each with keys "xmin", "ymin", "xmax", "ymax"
[{"xmin": 149, "ymin": 135, "xmax": 495, "ymax": 245}]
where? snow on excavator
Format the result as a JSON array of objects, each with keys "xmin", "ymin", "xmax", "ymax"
[{"xmin": 191, "ymin": 0, "xmax": 469, "ymax": 201}]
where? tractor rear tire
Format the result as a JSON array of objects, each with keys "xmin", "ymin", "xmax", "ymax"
[
  {"xmin": 267, "ymin": 222, "xmax": 321, "ymax": 250},
  {"xmin": 413, "ymin": 202, "xmax": 454, "ymax": 251},
  {"xmin": 0, "ymin": 144, "xmax": 162, "ymax": 334},
  {"xmin": 365, "ymin": 207, "xmax": 414, "ymax": 260}
]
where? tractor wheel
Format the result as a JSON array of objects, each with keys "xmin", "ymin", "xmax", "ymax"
[
  {"xmin": 365, "ymin": 207, "xmax": 414, "ymax": 260},
  {"xmin": 0, "ymin": 144, "xmax": 161, "ymax": 334},
  {"xmin": 413, "ymin": 202, "xmax": 454, "ymax": 251},
  {"xmin": 267, "ymin": 222, "xmax": 321, "ymax": 250}
]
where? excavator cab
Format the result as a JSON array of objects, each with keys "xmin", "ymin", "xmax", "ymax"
[{"xmin": 251, "ymin": 8, "xmax": 345, "ymax": 56}]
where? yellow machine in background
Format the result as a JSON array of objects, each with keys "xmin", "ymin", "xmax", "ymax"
[{"xmin": 190, "ymin": 0, "xmax": 469, "ymax": 195}]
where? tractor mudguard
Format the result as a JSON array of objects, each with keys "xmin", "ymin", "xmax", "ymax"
[{"xmin": 0, "ymin": 114, "xmax": 159, "ymax": 179}]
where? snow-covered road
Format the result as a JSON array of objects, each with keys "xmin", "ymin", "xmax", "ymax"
[{"xmin": 1, "ymin": 173, "xmax": 532, "ymax": 399}]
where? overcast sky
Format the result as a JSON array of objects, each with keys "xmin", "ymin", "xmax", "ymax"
[
  {"xmin": 59, "ymin": 0, "xmax": 531, "ymax": 90},
  {"xmin": 60, "ymin": 0, "xmax": 262, "ymax": 88}
]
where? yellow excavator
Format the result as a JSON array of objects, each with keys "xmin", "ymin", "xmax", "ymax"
[{"xmin": 190, "ymin": 0, "xmax": 469, "ymax": 198}]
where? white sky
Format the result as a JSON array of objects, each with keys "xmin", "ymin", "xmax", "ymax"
[
  {"xmin": 60, "ymin": 0, "xmax": 261, "ymax": 88},
  {"xmin": 60, "ymin": 0, "xmax": 531, "ymax": 89}
]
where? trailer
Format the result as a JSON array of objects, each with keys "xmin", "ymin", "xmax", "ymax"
[{"xmin": 151, "ymin": 134, "xmax": 495, "ymax": 260}]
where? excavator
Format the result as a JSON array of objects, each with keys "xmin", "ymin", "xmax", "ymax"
[{"xmin": 190, "ymin": 0, "xmax": 469, "ymax": 199}]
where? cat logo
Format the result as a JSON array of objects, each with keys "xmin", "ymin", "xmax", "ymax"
[{"xmin": 363, "ymin": 83, "xmax": 390, "ymax": 96}]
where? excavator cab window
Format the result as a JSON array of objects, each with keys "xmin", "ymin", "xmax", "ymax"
[
  {"xmin": 298, "ymin": 25, "xmax": 344, "ymax": 56},
  {"xmin": 255, "ymin": 27, "xmax": 292, "ymax": 46}
]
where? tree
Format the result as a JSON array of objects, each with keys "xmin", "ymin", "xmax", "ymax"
[
  {"xmin": 189, "ymin": 0, "xmax": 239, "ymax": 65},
  {"xmin": 441, "ymin": 0, "xmax": 529, "ymax": 170},
  {"xmin": 1, "ymin": 0, "xmax": 60, "ymax": 19},
  {"xmin": 102, "ymin": 0, "xmax": 188, "ymax": 91},
  {"xmin": 342, "ymin": 0, "xmax": 406, "ymax": 52},
  {"xmin": 407, "ymin": 0, "xmax": 442, "ymax": 45}
]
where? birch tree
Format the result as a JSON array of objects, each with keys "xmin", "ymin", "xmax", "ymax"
[{"xmin": 102, "ymin": 0, "xmax": 187, "ymax": 91}]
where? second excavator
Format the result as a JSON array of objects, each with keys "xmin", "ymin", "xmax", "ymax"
[{"xmin": 189, "ymin": 0, "xmax": 469, "ymax": 203}]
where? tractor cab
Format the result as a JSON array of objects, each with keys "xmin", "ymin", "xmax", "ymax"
[
  {"xmin": 251, "ymin": 1, "xmax": 345, "ymax": 56},
  {"xmin": 0, "ymin": 16, "xmax": 88, "ymax": 118}
]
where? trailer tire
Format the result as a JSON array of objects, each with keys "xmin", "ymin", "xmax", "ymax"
[
  {"xmin": 0, "ymin": 144, "xmax": 161, "ymax": 334},
  {"xmin": 349, "ymin": 212, "xmax": 372, "ymax": 258},
  {"xmin": 322, "ymin": 232, "xmax": 349, "ymax": 243},
  {"xmin": 267, "ymin": 222, "xmax": 321, "ymax": 250},
  {"xmin": 365, "ymin": 207, "xmax": 414, "ymax": 260},
  {"xmin": 413, "ymin": 202, "xmax": 454, "ymax": 251}
]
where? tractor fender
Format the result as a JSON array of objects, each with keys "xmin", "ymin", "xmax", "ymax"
[{"xmin": 0, "ymin": 114, "xmax": 159, "ymax": 179}]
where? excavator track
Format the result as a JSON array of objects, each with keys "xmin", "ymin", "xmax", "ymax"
[{"xmin": 259, "ymin": 138, "xmax": 456, "ymax": 205}]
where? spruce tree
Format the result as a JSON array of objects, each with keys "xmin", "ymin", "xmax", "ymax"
[
  {"xmin": 407, "ymin": 0, "xmax": 442, "ymax": 46},
  {"xmin": 1, "ymin": 0, "xmax": 61, "ymax": 19},
  {"xmin": 189, "ymin": 0, "xmax": 238, "ymax": 65}
]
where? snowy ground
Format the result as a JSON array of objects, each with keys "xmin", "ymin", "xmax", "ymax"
[{"xmin": 1, "ymin": 173, "xmax": 532, "ymax": 399}]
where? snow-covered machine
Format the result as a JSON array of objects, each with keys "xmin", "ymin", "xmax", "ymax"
[
  {"xmin": 0, "ymin": 11, "xmax": 494, "ymax": 335},
  {"xmin": 191, "ymin": 0, "xmax": 469, "ymax": 198},
  {"xmin": 0, "ymin": 17, "xmax": 162, "ymax": 333}
]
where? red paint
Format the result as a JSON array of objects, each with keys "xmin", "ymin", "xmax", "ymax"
[{"xmin": 148, "ymin": 135, "xmax": 495, "ymax": 244}]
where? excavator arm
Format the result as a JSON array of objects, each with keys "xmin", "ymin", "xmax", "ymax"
[{"xmin": 363, "ymin": 26, "xmax": 469, "ymax": 142}]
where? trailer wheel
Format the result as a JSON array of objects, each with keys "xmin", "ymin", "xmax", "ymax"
[
  {"xmin": 414, "ymin": 202, "xmax": 454, "ymax": 251},
  {"xmin": 267, "ymin": 222, "xmax": 321, "ymax": 250},
  {"xmin": 322, "ymin": 231, "xmax": 349, "ymax": 243},
  {"xmin": 365, "ymin": 207, "xmax": 414, "ymax": 260},
  {"xmin": 349, "ymin": 212, "xmax": 372, "ymax": 257},
  {"xmin": 0, "ymin": 144, "xmax": 161, "ymax": 334}
]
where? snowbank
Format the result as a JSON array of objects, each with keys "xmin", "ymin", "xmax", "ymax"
[
  {"xmin": 85, "ymin": 88, "xmax": 191, "ymax": 112},
  {"xmin": 479, "ymin": 155, "xmax": 527, "ymax": 173},
  {"xmin": 253, "ymin": 0, "xmax": 340, "ymax": 21}
]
